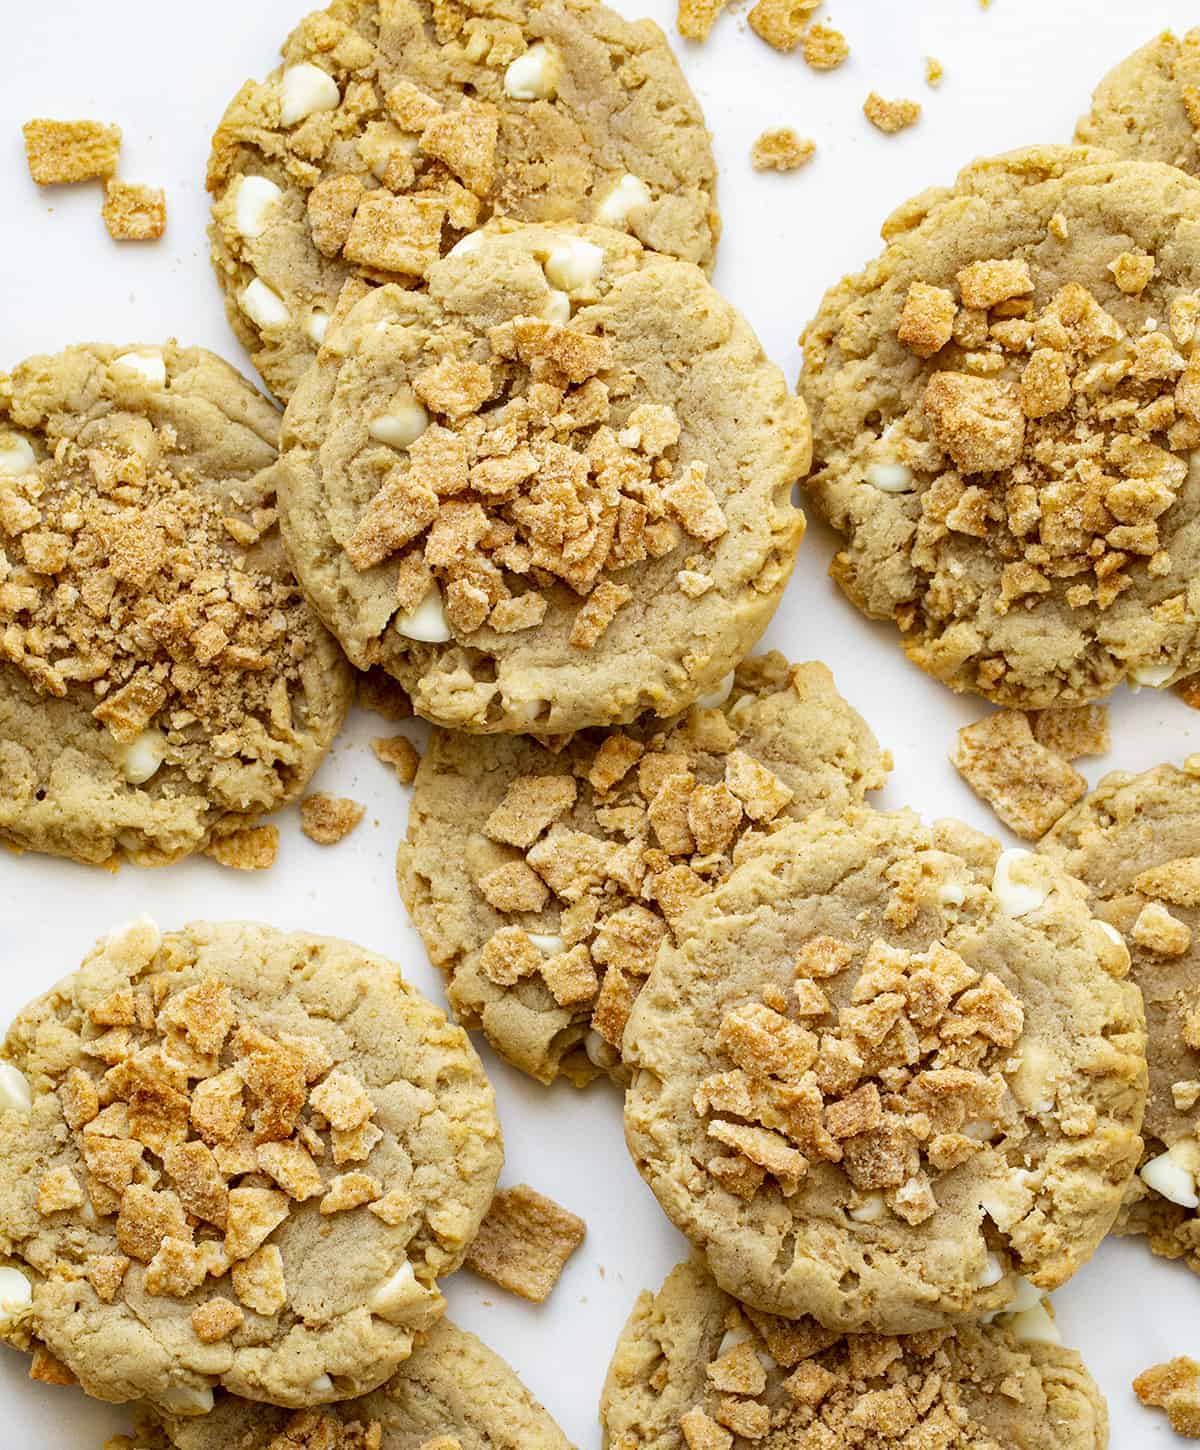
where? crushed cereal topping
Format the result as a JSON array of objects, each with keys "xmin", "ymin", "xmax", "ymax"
[{"xmin": 464, "ymin": 1183, "xmax": 585, "ymax": 1302}]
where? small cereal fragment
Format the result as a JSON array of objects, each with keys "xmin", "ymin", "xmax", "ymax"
[
  {"xmin": 485, "ymin": 774, "xmax": 577, "ymax": 847},
  {"xmin": 308, "ymin": 174, "xmax": 366, "ymax": 258},
  {"xmin": 952, "ymin": 711, "xmax": 1086, "ymax": 839},
  {"xmin": 724, "ymin": 750, "xmax": 794, "ymax": 822},
  {"xmin": 23, "ymin": 119, "xmax": 121, "ymax": 184},
  {"xmin": 1131, "ymin": 901, "xmax": 1192, "ymax": 957},
  {"xmin": 1109, "ymin": 251, "xmax": 1155, "ymax": 296},
  {"xmin": 419, "ymin": 100, "xmax": 499, "ymax": 196},
  {"xmin": 1134, "ymin": 1357, "xmax": 1200, "ymax": 1438},
  {"xmin": 102, "ymin": 180, "xmax": 166, "ymax": 241},
  {"xmin": 863, "ymin": 93, "xmax": 921, "ymax": 135},
  {"xmin": 922, "ymin": 371, "xmax": 1025, "ymax": 474},
  {"xmin": 37, "ymin": 1167, "xmax": 84, "ymax": 1214},
  {"xmin": 29, "ymin": 1347, "xmax": 76, "ymax": 1386},
  {"xmin": 372, "ymin": 734, "xmax": 421, "ymax": 784},
  {"xmin": 677, "ymin": 0, "xmax": 726, "ymax": 41},
  {"xmin": 310, "ymin": 1069, "xmax": 374, "ymax": 1132},
  {"xmin": 680, "ymin": 1408, "xmax": 733, "ymax": 1450},
  {"xmin": 490, "ymin": 592, "xmax": 546, "ymax": 633},
  {"xmin": 925, "ymin": 57, "xmax": 944, "ymax": 86},
  {"xmin": 1027, "ymin": 705, "xmax": 1110, "ymax": 760},
  {"xmin": 715, "ymin": 1399, "xmax": 770, "ymax": 1438},
  {"xmin": 224, "ymin": 1187, "xmax": 290, "ymax": 1261},
  {"xmin": 707, "ymin": 1341, "xmax": 766, "ymax": 1395},
  {"xmin": 369, "ymin": 1188, "xmax": 416, "ymax": 1226},
  {"xmin": 230, "ymin": 1244, "xmax": 286, "ymax": 1316},
  {"xmin": 751, "ymin": 128, "xmax": 815, "ymax": 173},
  {"xmin": 206, "ymin": 825, "xmax": 278, "ymax": 872},
  {"xmin": 479, "ymin": 927, "xmax": 544, "ymax": 986},
  {"xmin": 803, "ymin": 23, "xmax": 849, "ymax": 69},
  {"xmin": 589, "ymin": 734, "xmax": 644, "ymax": 794},
  {"xmin": 956, "ymin": 258, "xmax": 1033, "ymax": 311},
  {"xmin": 570, "ymin": 581, "xmax": 632, "ymax": 649},
  {"xmin": 192, "ymin": 1297, "xmax": 245, "ymax": 1343},
  {"xmin": 478, "ymin": 860, "xmax": 549, "ymax": 913},
  {"xmin": 343, "ymin": 193, "xmax": 445, "ymax": 276},
  {"xmin": 87, "ymin": 1254, "xmax": 130, "ymax": 1303},
  {"xmin": 300, "ymin": 793, "xmax": 365, "ymax": 846},
  {"xmin": 320, "ymin": 1172, "xmax": 381, "ymax": 1214},
  {"xmin": 707, "ymin": 1120, "xmax": 808, "ymax": 1189},
  {"xmin": 1133, "ymin": 857, "xmax": 1200, "ymax": 907},
  {"xmin": 747, "ymin": 0, "xmax": 818, "ymax": 52},
  {"xmin": 897, "ymin": 283, "xmax": 957, "ymax": 358},
  {"xmin": 539, "ymin": 944, "xmax": 599, "ymax": 1006},
  {"xmin": 464, "ymin": 1184, "xmax": 585, "ymax": 1302},
  {"xmin": 256, "ymin": 1140, "xmax": 324, "ymax": 1201},
  {"xmin": 664, "ymin": 462, "xmax": 727, "ymax": 541}
]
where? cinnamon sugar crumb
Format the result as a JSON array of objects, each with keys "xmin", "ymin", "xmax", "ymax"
[
  {"xmin": 372, "ymin": 734, "xmax": 421, "ymax": 784},
  {"xmin": 751, "ymin": 129, "xmax": 816, "ymax": 174},
  {"xmin": 952, "ymin": 711, "xmax": 1086, "ymax": 839},
  {"xmin": 1134, "ymin": 1357, "xmax": 1200, "ymax": 1438},
  {"xmin": 23, "ymin": 118, "xmax": 120, "ymax": 184},
  {"xmin": 803, "ymin": 23, "xmax": 848, "ymax": 70},
  {"xmin": 103, "ymin": 181, "xmax": 167, "ymax": 242},
  {"xmin": 746, "ymin": 0, "xmax": 818, "ymax": 51},
  {"xmin": 677, "ymin": 0, "xmax": 726, "ymax": 41},
  {"xmin": 464, "ymin": 1184, "xmax": 585, "ymax": 1302},
  {"xmin": 206, "ymin": 824, "xmax": 278, "ymax": 871},
  {"xmin": 863, "ymin": 93, "xmax": 921, "ymax": 135}
]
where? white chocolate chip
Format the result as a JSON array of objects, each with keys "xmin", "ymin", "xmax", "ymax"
[
  {"xmin": 1092, "ymin": 919, "xmax": 1131, "ymax": 974},
  {"xmin": 0, "ymin": 1268, "xmax": 32, "ymax": 1328},
  {"xmin": 1131, "ymin": 662, "xmax": 1175, "ymax": 688},
  {"xmin": 448, "ymin": 231, "xmax": 484, "ymax": 257},
  {"xmin": 617, "ymin": 426, "xmax": 641, "ymax": 449},
  {"xmin": 0, "ymin": 1066, "xmax": 31, "ymax": 1115},
  {"xmin": 158, "ymin": 1386, "xmax": 215, "ymax": 1416},
  {"xmin": 544, "ymin": 238, "xmax": 605, "ymax": 291},
  {"xmin": 540, "ymin": 289, "xmax": 571, "ymax": 326},
  {"xmin": 369, "ymin": 1261, "xmax": 439, "ymax": 1319},
  {"xmin": 0, "ymin": 437, "xmax": 36, "ymax": 477},
  {"xmin": 697, "ymin": 672, "xmax": 736, "ymax": 709},
  {"xmin": 992, "ymin": 849, "xmax": 1046, "ymax": 917},
  {"xmin": 596, "ymin": 174, "xmax": 653, "ymax": 227},
  {"xmin": 866, "ymin": 462, "xmax": 915, "ymax": 493},
  {"xmin": 235, "ymin": 175, "xmax": 283, "ymax": 238},
  {"xmin": 369, "ymin": 390, "xmax": 429, "ymax": 450},
  {"xmin": 848, "ymin": 1191, "xmax": 886, "ymax": 1223},
  {"xmin": 937, "ymin": 877, "xmax": 966, "ymax": 906},
  {"xmin": 306, "ymin": 311, "xmax": 331, "ymax": 346},
  {"xmin": 529, "ymin": 933, "xmax": 566, "ymax": 955},
  {"xmin": 239, "ymin": 278, "xmax": 291, "ymax": 330},
  {"xmin": 395, "ymin": 584, "xmax": 452, "ymax": 643},
  {"xmin": 1009, "ymin": 1041, "xmax": 1055, "ymax": 1115},
  {"xmin": 307, "ymin": 1375, "xmax": 334, "ymax": 1395},
  {"xmin": 584, "ymin": 1029, "xmax": 619, "ymax": 1070},
  {"xmin": 120, "ymin": 728, "xmax": 167, "ymax": 785},
  {"xmin": 113, "ymin": 350, "xmax": 167, "ymax": 388},
  {"xmin": 716, "ymin": 1326, "xmax": 753, "ymax": 1356},
  {"xmin": 503, "ymin": 43, "xmax": 559, "ymax": 101},
  {"xmin": 1140, "ymin": 1143, "xmax": 1200, "ymax": 1208},
  {"xmin": 1007, "ymin": 1277, "xmax": 1043, "ymax": 1314},
  {"xmin": 1005, "ymin": 1301, "xmax": 1061, "ymax": 1346},
  {"xmin": 976, "ymin": 1253, "xmax": 1005, "ymax": 1288},
  {"xmin": 280, "ymin": 63, "xmax": 341, "ymax": 127}
]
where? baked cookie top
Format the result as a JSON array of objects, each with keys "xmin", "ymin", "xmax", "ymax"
[
  {"xmin": 397, "ymin": 655, "xmax": 888, "ymax": 1086},
  {"xmin": 801, "ymin": 144, "xmax": 1200, "ymax": 708},
  {"xmin": 1076, "ymin": 29, "xmax": 1200, "ymax": 178},
  {"xmin": 599, "ymin": 1258, "xmax": 1109, "ymax": 1450},
  {"xmin": 1041, "ymin": 762, "xmax": 1200, "ymax": 1276},
  {"xmin": 622, "ymin": 806, "xmax": 1147, "ymax": 1333},
  {"xmin": 0, "ymin": 919, "xmax": 502, "ymax": 1412},
  {"xmin": 279, "ymin": 222, "xmax": 807, "ymax": 734},
  {"xmin": 138, "ymin": 1319, "xmax": 572, "ymax": 1450},
  {"xmin": 0, "ymin": 342, "xmax": 353, "ymax": 866},
  {"xmin": 206, "ymin": 0, "xmax": 719, "ymax": 402}
]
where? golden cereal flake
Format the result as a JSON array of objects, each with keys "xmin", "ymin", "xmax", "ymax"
[
  {"xmin": 206, "ymin": 825, "xmax": 279, "ymax": 872},
  {"xmin": 102, "ymin": 181, "xmax": 167, "ymax": 242},
  {"xmin": 300, "ymin": 793, "xmax": 366, "ymax": 845},
  {"xmin": 463, "ymin": 1184, "xmax": 585, "ymax": 1302},
  {"xmin": 952, "ymin": 710, "xmax": 1086, "ymax": 839},
  {"xmin": 803, "ymin": 24, "xmax": 849, "ymax": 70},
  {"xmin": 372, "ymin": 734, "xmax": 421, "ymax": 784},
  {"xmin": 750, "ymin": 129, "xmax": 816, "ymax": 174},
  {"xmin": 863, "ymin": 93, "xmax": 921, "ymax": 135},
  {"xmin": 23, "ymin": 118, "xmax": 120, "ymax": 183},
  {"xmin": 1134, "ymin": 1358, "xmax": 1200, "ymax": 1438}
]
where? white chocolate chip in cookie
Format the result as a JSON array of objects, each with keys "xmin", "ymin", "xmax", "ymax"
[
  {"xmin": 1140, "ymin": 1142, "xmax": 1200, "ymax": 1208},
  {"xmin": 0, "ymin": 1267, "xmax": 32, "ymax": 1328},
  {"xmin": 239, "ymin": 278, "xmax": 291, "ymax": 330},
  {"xmin": 395, "ymin": 584, "xmax": 452, "ymax": 643},
  {"xmin": 306, "ymin": 311, "xmax": 331, "ymax": 346},
  {"xmin": 158, "ymin": 1385, "xmax": 215, "ymax": 1416},
  {"xmin": 540, "ymin": 289, "xmax": 571, "ymax": 326},
  {"xmin": 448, "ymin": 231, "xmax": 485, "ymax": 258},
  {"xmin": 596, "ymin": 174, "xmax": 653, "ymax": 227},
  {"xmin": 113, "ymin": 349, "xmax": 167, "ymax": 388},
  {"xmin": 1005, "ymin": 1300, "xmax": 1062, "ymax": 1345},
  {"xmin": 1131, "ymin": 662, "xmax": 1176, "ymax": 688},
  {"xmin": 369, "ymin": 1260, "xmax": 442, "ymax": 1320},
  {"xmin": 279, "ymin": 63, "xmax": 340, "ymax": 127},
  {"xmin": 976, "ymin": 1253, "xmax": 1005, "ymax": 1288},
  {"xmin": 0, "ymin": 436, "xmax": 36, "ymax": 477},
  {"xmin": 697, "ymin": 672, "xmax": 736, "ymax": 709},
  {"xmin": 847, "ymin": 1190, "xmax": 886, "ymax": 1223},
  {"xmin": 585, "ymin": 1030, "xmax": 620, "ymax": 1070},
  {"xmin": 544, "ymin": 238, "xmax": 605, "ymax": 291},
  {"xmin": 235, "ymin": 175, "xmax": 283, "ymax": 238},
  {"xmin": 866, "ymin": 462, "xmax": 915, "ymax": 493},
  {"xmin": 504, "ymin": 43, "xmax": 560, "ymax": 101},
  {"xmin": 529, "ymin": 933, "xmax": 566, "ymax": 955},
  {"xmin": 369, "ymin": 389, "xmax": 429, "ymax": 450},
  {"xmin": 120, "ymin": 728, "xmax": 167, "ymax": 785},
  {"xmin": 0, "ymin": 1065, "xmax": 31, "ymax": 1115},
  {"xmin": 307, "ymin": 1374, "xmax": 334, "ymax": 1396},
  {"xmin": 992, "ymin": 848, "xmax": 1046, "ymax": 917}
]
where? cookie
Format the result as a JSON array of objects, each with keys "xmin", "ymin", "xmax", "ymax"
[
  {"xmin": 0, "ymin": 918, "xmax": 502, "ymax": 1412},
  {"xmin": 801, "ymin": 144, "xmax": 1200, "ymax": 708},
  {"xmin": 136, "ymin": 1319, "xmax": 570, "ymax": 1450},
  {"xmin": 206, "ymin": 0, "xmax": 719, "ymax": 403},
  {"xmin": 397, "ymin": 655, "xmax": 887, "ymax": 1086},
  {"xmin": 599, "ymin": 1258, "xmax": 1109, "ymax": 1450},
  {"xmin": 278, "ymin": 222, "xmax": 807, "ymax": 733},
  {"xmin": 622, "ymin": 806, "xmax": 1147, "ymax": 1333},
  {"xmin": 1076, "ymin": 30, "xmax": 1200, "ymax": 178},
  {"xmin": 1040, "ymin": 762, "xmax": 1200, "ymax": 1276},
  {"xmin": 0, "ymin": 343, "xmax": 353, "ymax": 866}
]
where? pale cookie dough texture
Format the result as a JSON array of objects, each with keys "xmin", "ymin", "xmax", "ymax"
[
  {"xmin": 801, "ymin": 145, "xmax": 1200, "ymax": 708},
  {"xmin": 623, "ymin": 807, "xmax": 1147, "ymax": 1333},
  {"xmin": 207, "ymin": 0, "xmax": 719, "ymax": 402},
  {"xmin": 1041, "ymin": 763, "xmax": 1200, "ymax": 1276},
  {"xmin": 279, "ymin": 223, "xmax": 807, "ymax": 733},
  {"xmin": 1076, "ymin": 29, "xmax": 1200, "ymax": 178},
  {"xmin": 600, "ymin": 1258, "xmax": 1109, "ymax": 1450},
  {"xmin": 398, "ymin": 655, "xmax": 887, "ymax": 1086},
  {"xmin": 0, "ymin": 343, "xmax": 353, "ymax": 866},
  {"xmin": 0, "ymin": 919, "xmax": 502, "ymax": 1412},
  {"xmin": 138, "ymin": 1319, "xmax": 572, "ymax": 1450}
]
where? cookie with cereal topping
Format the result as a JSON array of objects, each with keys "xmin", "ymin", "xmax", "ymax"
[
  {"xmin": 801, "ymin": 144, "xmax": 1200, "ymax": 707},
  {"xmin": 1040, "ymin": 762, "xmax": 1200, "ymax": 1277},
  {"xmin": 135, "ymin": 1319, "xmax": 571, "ymax": 1450},
  {"xmin": 1076, "ymin": 29, "xmax": 1200, "ymax": 180},
  {"xmin": 397, "ymin": 654, "xmax": 888, "ymax": 1086},
  {"xmin": 0, "ymin": 919, "xmax": 501, "ymax": 1412},
  {"xmin": 600, "ymin": 1258, "xmax": 1109, "ymax": 1450},
  {"xmin": 278, "ymin": 222, "xmax": 808, "ymax": 734},
  {"xmin": 622, "ymin": 806, "xmax": 1147, "ymax": 1333},
  {"xmin": 0, "ymin": 342, "xmax": 353, "ymax": 866},
  {"xmin": 206, "ymin": 0, "xmax": 720, "ymax": 404}
]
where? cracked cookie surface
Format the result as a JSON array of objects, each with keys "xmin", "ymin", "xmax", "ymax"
[
  {"xmin": 622, "ymin": 806, "xmax": 1147, "ymax": 1333},
  {"xmin": 801, "ymin": 145, "xmax": 1200, "ymax": 708},
  {"xmin": 279, "ymin": 222, "xmax": 807, "ymax": 733},
  {"xmin": 600, "ymin": 1258, "xmax": 1109, "ymax": 1450},
  {"xmin": 0, "ymin": 343, "xmax": 353, "ymax": 866},
  {"xmin": 0, "ymin": 919, "xmax": 502, "ymax": 1412},
  {"xmin": 397, "ymin": 655, "xmax": 888, "ymax": 1086},
  {"xmin": 207, "ymin": 0, "xmax": 719, "ymax": 403}
]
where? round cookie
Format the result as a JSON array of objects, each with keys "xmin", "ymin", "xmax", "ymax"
[
  {"xmin": 0, "ymin": 918, "xmax": 502, "ymax": 1412},
  {"xmin": 1076, "ymin": 29, "xmax": 1200, "ymax": 178},
  {"xmin": 397, "ymin": 654, "xmax": 888, "ymax": 1086},
  {"xmin": 0, "ymin": 343, "xmax": 353, "ymax": 866},
  {"xmin": 1040, "ymin": 762, "xmax": 1200, "ymax": 1276},
  {"xmin": 622, "ymin": 807, "xmax": 1147, "ymax": 1333},
  {"xmin": 206, "ymin": 0, "xmax": 720, "ymax": 403},
  {"xmin": 599, "ymin": 1258, "xmax": 1109, "ymax": 1450},
  {"xmin": 137, "ymin": 1319, "xmax": 571, "ymax": 1450},
  {"xmin": 279, "ymin": 222, "xmax": 807, "ymax": 733},
  {"xmin": 801, "ymin": 144, "xmax": 1200, "ymax": 708}
]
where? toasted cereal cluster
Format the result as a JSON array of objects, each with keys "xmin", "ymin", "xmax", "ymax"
[
  {"xmin": 864, "ymin": 94, "xmax": 921, "ymax": 135},
  {"xmin": 952, "ymin": 711, "xmax": 1087, "ymax": 839},
  {"xmin": 751, "ymin": 130, "xmax": 816, "ymax": 174},
  {"xmin": 262, "ymin": 1410, "xmax": 384, "ymax": 1450},
  {"xmin": 22, "ymin": 119, "xmax": 121, "ymax": 184},
  {"xmin": 1134, "ymin": 1357, "xmax": 1200, "ymax": 1438},
  {"xmin": 464, "ymin": 1184, "xmax": 585, "ymax": 1302}
]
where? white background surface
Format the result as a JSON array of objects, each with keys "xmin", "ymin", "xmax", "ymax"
[{"xmin": 0, "ymin": 0, "xmax": 1197, "ymax": 1444}]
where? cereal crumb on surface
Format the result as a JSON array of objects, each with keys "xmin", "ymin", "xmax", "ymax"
[
  {"xmin": 925, "ymin": 57, "xmax": 944, "ymax": 86},
  {"xmin": 102, "ymin": 180, "xmax": 166, "ymax": 241},
  {"xmin": 863, "ymin": 93, "xmax": 921, "ymax": 134},
  {"xmin": 751, "ymin": 129, "xmax": 816, "ymax": 173},
  {"xmin": 28, "ymin": 1347, "xmax": 75, "ymax": 1386},
  {"xmin": 1134, "ymin": 1358, "xmax": 1200, "ymax": 1438},
  {"xmin": 464, "ymin": 1183, "xmax": 585, "ymax": 1302},
  {"xmin": 206, "ymin": 824, "xmax": 279, "ymax": 872},
  {"xmin": 23, "ymin": 118, "xmax": 120, "ymax": 184},
  {"xmin": 300, "ymin": 793, "xmax": 365, "ymax": 846},
  {"xmin": 747, "ymin": 0, "xmax": 819, "ymax": 52},
  {"xmin": 803, "ymin": 23, "xmax": 849, "ymax": 70},
  {"xmin": 372, "ymin": 734, "xmax": 421, "ymax": 784},
  {"xmin": 1027, "ymin": 705, "xmax": 1110, "ymax": 760},
  {"xmin": 951, "ymin": 711, "xmax": 1086, "ymax": 839},
  {"xmin": 677, "ymin": 0, "xmax": 726, "ymax": 41}
]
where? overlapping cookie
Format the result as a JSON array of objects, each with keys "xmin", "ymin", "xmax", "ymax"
[
  {"xmin": 398, "ymin": 655, "xmax": 888, "ymax": 1085},
  {"xmin": 0, "ymin": 343, "xmax": 352, "ymax": 866},
  {"xmin": 1076, "ymin": 29, "xmax": 1200, "ymax": 178}
]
